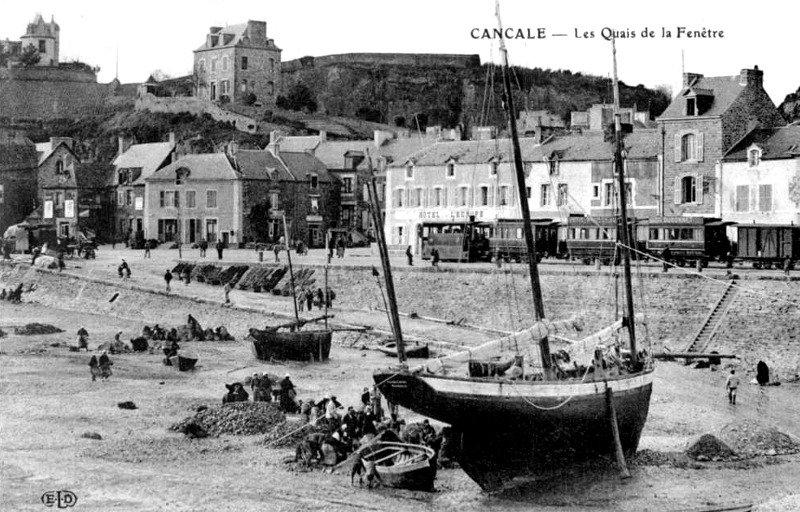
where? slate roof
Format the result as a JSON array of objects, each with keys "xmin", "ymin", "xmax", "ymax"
[
  {"xmin": 35, "ymin": 140, "xmax": 76, "ymax": 166},
  {"xmin": 194, "ymin": 22, "xmax": 281, "ymax": 52},
  {"xmin": 112, "ymin": 142, "xmax": 175, "ymax": 185},
  {"xmin": 659, "ymin": 75, "xmax": 748, "ymax": 119},
  {"xmin": 275, "ymin": 136, "xmax": 320, "ymax": 154},
  {"xmin": 314, "ymin": 136, "xmax": 438, "ymax": 171},
  {"xmin": 723, "ymin": 125, "xmax": 800, "ymax": 161},
  {"xmin": 277, "ymin": 152, "xmax": 334, "ymax": 182},
  {"xmin": 235, "ymin": 150, "xmax": 292, "ymax": 181},
  {"xmin": 147, "ymin": 153, "xmax": 237, "ymax": 181}
]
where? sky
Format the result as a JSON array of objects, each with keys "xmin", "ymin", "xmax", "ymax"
[{"xmin": 2, "ymin": 0, "xmax": 798, "ymax": 104}]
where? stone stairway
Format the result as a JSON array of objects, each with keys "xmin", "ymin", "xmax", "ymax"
[{"xmin": 685, "ymin": 280, "xmax": 739, "ymax": 353}]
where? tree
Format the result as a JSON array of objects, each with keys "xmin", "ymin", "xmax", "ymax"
[
  {"xmin": 278, "ymin": 83, "xmax": 318, "ymax": 113},
  {"xmin": 247, "ymin": 201, "xmax": 271, "ymax": 242},
  {"xmin": 18, "ymin": 44, "xmax": 41, "ymax": 66}
]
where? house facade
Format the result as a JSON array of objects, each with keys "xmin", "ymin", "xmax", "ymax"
[
  {"xmin": 111, "ymin": 137, "xmax": 176, "ymax": 245},
  {"xmin": 193, "ymin": 21, "xmax": 281, "ymax": 106},
  {"xmin": 35, "ymin": 137, "xmax": 79, "ymax": 238},
  {"xmin": 145, "ymin": 153, "xmax": 239, "ymax": 245},
  {"xmin": 0, "ymin": 127, "xmax": 38, "ymax": 234},
  {"xmin": 657, "ymin": 67, "xmax": 786, "ymax": 217},
  {"xmin": 19, "ymin": 13, "xmax": 59, "ymax": 66},
  {"xmin": 720, "ymin": 125, "xmax": 800, "ymax": 227}
]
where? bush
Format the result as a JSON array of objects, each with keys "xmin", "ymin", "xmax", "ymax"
[{"xmin": 242, "ymin": 92, "xmax": 257, "ymax": 106}]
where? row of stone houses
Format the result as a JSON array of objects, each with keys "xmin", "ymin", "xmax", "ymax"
[{"xmin": 384, "ymin": 66, "xmax": 800, "ymax": 252}]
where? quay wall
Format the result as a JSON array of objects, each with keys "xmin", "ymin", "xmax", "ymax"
[{"xmin": 1, "ymin": 262, "xmax": 798, "ymax": 375}]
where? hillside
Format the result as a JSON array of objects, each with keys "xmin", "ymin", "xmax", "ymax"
[
  {"xmin": 281, "ymin": 56, "xmax": 672, "ymax": 132},
  {"xmin": 778, "ymin": 85, "xmax": 800, "ymax": 123}
]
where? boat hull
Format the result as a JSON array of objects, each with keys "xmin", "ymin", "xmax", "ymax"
[
  {"xmin": 359, "ymin": 441, "xmax": 437, "ymax": 491},
  {"xmin": 374, "ymin": 369, "xmax": 653, "ymax": 491},
  {"xmin": 168, "ymin": 355, "xmax": 198, "ymax": 372},
  {"xmin": 250, "ymin": 328, "xmax": 332, "ymax": 362},
  {"xmin": 377, "ymin": 343, "xmax": 430, "ymax": 359}
]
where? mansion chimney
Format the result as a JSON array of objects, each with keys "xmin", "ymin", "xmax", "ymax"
[
  {"xmin": 739, "ymin": 66, "xmax": 763, "ymax": 88},
  {"xmin": 682, "ymin": 72, "xmax": 703, "ymax": 87}
]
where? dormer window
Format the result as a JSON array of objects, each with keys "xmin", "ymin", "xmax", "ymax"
[
  {"xmin": 490, "ymin": 160, "xmax": 499, "ymax": 176},
  {"xmin": 405, "ymin": 164, "xmax": 414, "ymax": 179},
  {"xmin": 748, "ymin": 148, "xmax": 761, "ymax": 167},
  {"xmin": 686, "ymin": 98, "xmax": 696, "ymax": 116},
  {"xmin": 310, "ymin": 174, "xmax": 319, "ymax": 189},
  {"xmin": 548, "ymin": 157, "xmax": 560, "ymax": 176},
  {"xmin": 55, "ymin": 160, "xmax": 64, "ymax": 174},
  {"xmin": 446, "ymin": 162, "xmax": 455, "ymax": 177}
]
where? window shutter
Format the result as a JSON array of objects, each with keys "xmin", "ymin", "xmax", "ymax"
[
  {"xmin": 443, "ymin": 188, "xmax": 448, "ymax": 207},
  {"xmin": 160, "ymin": 191, "xmax": 165, "ymax": 207},
  {"xmin": 674, "ymin": 133, "xmax": 682, "ymax": 162},
  {"xmin": 695, "ymin": 175, "xmax": 703, "ymax": 204},
  {"xmin": 674, "ymin": 177, "xmax": 682, "ymax": 204},
  {"xmin": 696, "ymin": 133, "xmax": 704, "ymax": 161}
]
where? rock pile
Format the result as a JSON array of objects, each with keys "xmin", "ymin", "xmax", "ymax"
[
  {"xmin": 14, "ymin": 323, "xmax": 64, "ymax": 335},
  {"xmin": 686, "ymin": 434, "xmax": 739, "ymax": 461},
  {"xmin": 170, "ymin": 402, "xmax": 285, "ymax": 437},
  {"xmin": 719, "ymin": 420, "xmax": 800, "ymax": 457}
]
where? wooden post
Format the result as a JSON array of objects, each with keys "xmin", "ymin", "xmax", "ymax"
[{"xmin": 605, "ymin": 387, "xmax": 631, "ymax": 478}]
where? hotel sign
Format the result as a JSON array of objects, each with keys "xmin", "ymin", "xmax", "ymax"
[{"xmin": 417, "ymin": 209, "xmax": 488, "ymax": 221}]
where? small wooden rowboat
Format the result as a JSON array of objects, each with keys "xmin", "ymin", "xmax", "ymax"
[
  {"xmin": 377, "ymin": 342, "xmax": 430, "ymax": 359},
  {"xmin": 357, "ymin": 441, "xmax": 437, "ymax": 491},
  {"xmin": 168, "ymin": 354, "xmax": 198, "ymax": 372},
  {"xmin": 249, "ymin": 327, "xmax": 332, "ymax": 362}
]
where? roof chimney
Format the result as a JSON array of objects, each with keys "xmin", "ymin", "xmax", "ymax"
[
  {"xmin": 319, "ymin": 130, "xmax": 327, "ymax": 142},
  {"xmin": 683, "ymin": 72, "xmax": 703, "ymax": 87},
  {"xmin": 739, "ymin": 66, "xmax": 763, "ymax": 88}
]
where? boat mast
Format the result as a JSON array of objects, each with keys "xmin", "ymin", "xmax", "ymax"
[
  {"xmin": 610, "ymin": 36, "xmax": 638, "ymax": 366},
  {"xmin": 495, "ymin": 2, "xmax": 552, "ymax": 372},
  {"xmin": 365, "ymin": 152, "xmax": 407, "ymax": 364},
  {"xmin": 282, "ymin": 215, "xmax": 300, "ymax": 326}
]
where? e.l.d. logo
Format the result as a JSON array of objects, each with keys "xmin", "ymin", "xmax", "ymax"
[{"xmin": 41, "ymin": 490, "xmax": 78, "ymax": 508}]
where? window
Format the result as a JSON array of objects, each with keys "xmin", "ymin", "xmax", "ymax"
[
  {"xmin": 221, "ymin": 80, "xmax": 230, "ymax": 95},
  {"xmin": 395, "ymin": 189, "xmax": 404, "ymax": 207},
  {"xmin": 198, "ymin": 59, "xmax": 206, "ymax": 72},
  {"xmin": 310, "ymin": 175, "xmax": 319, "ymax": 189},
  {"xmin": 548, "ymin": 158, "xmax": 560, "ymax": 176},
  {"xmin": 649, "ymin": 228, "xmax": 660, "ymax": 240},
  {"xmin": 55, "ymin": 160, "xmax": 64, "ymax": 174},
  {"xmin": 557, "ymin": 184, "xmax": 568, "ymax": 206},
  {"xmin": 210, "ymin": 82, "xmax": 217, "ymax": 101},
  {"xmin": 186, "ymin": 190, "xmax": 196, "ymax": 208},
  {"xmin": 592, "ymin": 184, "xmax": 600, "ymax": 199},
  {"xmin": 211, "ymin": 58, "xmax": 218, "ymax": 73},
  {"xmin": 758, "ymin": 184, "xmax": 772, "ymax": 212},
  {"xmin": 681, "ymin": 133, "xmax": 696, "ymax": 161},
  {"xmin": 680, "ymin": 176, "xmax": 697, "ymax": 204},
  {"xmin": 206, "ymin": 219, "xmax": 218, "ymax": 243},
  {"xmin": 604, "ymin": 183, "xmax": 615, "ymax": 206},
  {"xmin": 499, "ymin": 186, "xmax": 509, "ymax": 206},
  {"xmin": 624, "ymin": 182, "xmax": 633, "ymax": 206},
  {"xmin": 446, "ymin": 162, "xmax": 455, "ymax": 177},
  {"xmin": 240, "ymin": 79, "xmax": 248, "ymax": 92},
  {"xmin": 268, "ymin": 82, "xmax": 275, "ymax": 95},
  {"xmin": 686, "ymin": 97, "xmax": 696, "ymax": 116},
  {"xmin": 414, "ymin": 188, "xmax": 422, "ymax": 207},
  {"xmin": 0, "ymin": 184, "xmax": 4, "ymax": 204},
  {"xmin": 343, "ymin": 177, "xmax": 353, "ymax": 193},
  {"xmin": 159, "ymin": 190, "xmax": 177, "ymax": 208},
  {"xmin": 480, "ymin": 186, "xmax": 489, "ymax": 206},
  {"xmin": 310, "ymin": 198, "xmax": 319, "ymax": 214},
  {"xmin": 540, "ymin": 184, "xmax": 551, "ymax": 206},
  {"xmin": 222, "ymin": 56, "xmax": 229, "ymax": 71},
  {"xmin": 405, "ymin": 165, "xmax": 414, "ymax": 179},
  {"xmin": 206, "ymin": 190, "xmax": 217, "ymax": 208},
  {"xmin": 269, "ymin": 58, "xmax": 275, "ymax": 73},
  {"xmin": 117, "ymin": 190, "xmax": 124, "ymax": 205},
  {"xmin": 39, "ymin": 40, "xmax": 46, "ymax": 53},
  {"xmin": 270, "ymin": 192, "xmax": 279, "ymax": 209},
  {"xmin": 526, "ymin": 186, "xmax": 531, "ymax": 199},
  {"xmin": 241, "ymin": 56, "xmax": 248, "ymax": 70},
  {"xmin": 748, "ymin": 149, "xmax": 761, "ymax": 167},
  {"xmin": 456, "ymin": 186, "xmax": 467, "ymax": 206},
  {"xmin": 490, "ymin": 161, "xmax": 499, "ymax": 176},
  {"xmin": 125, "ymin": 190, "xmax": 133, "ymax": 206},
  {"xmin": 433, "ymin": 188, "xmax": 442, "ymax": 207}
]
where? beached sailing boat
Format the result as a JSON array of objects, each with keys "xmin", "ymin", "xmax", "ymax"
[
  {"xmin": 371, "ymin": 5, "xmax": 654, "ymax": 492},
  {"xmin": 249, "ymin": 216, "xmax": 332, "ymax": 362}
]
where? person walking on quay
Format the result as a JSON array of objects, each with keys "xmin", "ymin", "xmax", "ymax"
[
  {"xmin": 224, "ymin": 281, "xmax": 232, "ymax": 304},
  {"xmin": 119, "ymin": 259, "xmax": 131, "ymax": 281},
  {"xmin": 77, "ymin": 326, "xmax": 89, "ymax": 351},
  {"xmin": 89, "ymin": 355, "xmax": 101, "ymax": 382},
  {"xmin": 199, "ymin": 239, "xmax": 208, "ymax": 258},
  {"xmin": 216, "ymin": 240, "xmax": 224, "ymax": 260},
  {"xmin": 298, "ymin": 291, "xmax": 305, "ymax": 312},
  {"xmin": 431, "ymin": 247, "xmax": 440, "ymax": 270},
  {"xmin": 305, "ymin": 288, "xmax": 314, "ymax": 311},
  {"xmin": 164, "ymin": 269, "xmax": 173, "ymax": 293},
  {"xmin": 279, "ymin": 374, "xmax": 296, "ymax": 413},
  {"xmin": 325, "ymin": 287, "xmax": 336, "ymax": 309},
  {"xmin": 661, "ymin": 246, "xmax": 672, "ymax": 273},
  {"xmin": 406, "ymin": 246, "xmax": 413, "ymax": 266},
  {"xmin": 315, "ymin": 288, "xmax": 325, "ymax": 311},
  {"xmin": 99, "ymin": 351, "xmax": 113, "ymax": 381},
  {"xmin": 183, "ymin": 267, "xmax": 191, "ymax": 286},
  {"xmin": 725, "ymin": 369, "xmax": 740, "ymax": 405},
  {"xmin": 57, "ymin": 251, "xmax": 65, "ymax": 272},
  {"xmin": 144, "ymin": 240, "xmax": 152, "ymax": 258},
  {"xmin": 784, "ymin": 257, "xmax": 792, "ymax": 280},
  {"xmin": 274, "ymin": 243, "xmax": 281, "ymax": 263}
]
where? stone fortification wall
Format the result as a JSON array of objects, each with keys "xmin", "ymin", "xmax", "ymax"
[
  {"xmin": 0, "ymin": 79, "xmax": 113, "ymax": 120},
  {"xmin": 281, "ymin": 53, "xmax": 481, "ymax": 73},
  {"xmin": 135, "ymin": 95, "xmax": 258, "ymax": 134},
  {"xmin": 0, "ymin": 66, "xmax": 96, "ymax": 83}
]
